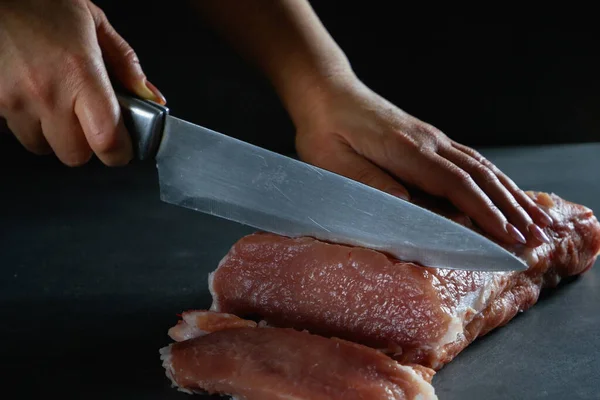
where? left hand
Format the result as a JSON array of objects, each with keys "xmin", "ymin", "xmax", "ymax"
[{"xmin": 293, "ymin": 78, "xmax": 553, "ymax": 248}]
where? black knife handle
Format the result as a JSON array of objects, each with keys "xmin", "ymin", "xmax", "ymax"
[{"xmin": 117, "ymin": 93, "xmax": 169, "ymax": 160}]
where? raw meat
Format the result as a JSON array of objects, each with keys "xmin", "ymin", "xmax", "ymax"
[
  {"xmin": 160, "ymin": 310, "xmax": 438, "ymax": 399},
  {"xmin": 209, "ymin": 192, "xmax": 600, "ymax": 369},
  {"xmin": 167, "ymin": 309, "xmax": 257, "ymax": 341}
]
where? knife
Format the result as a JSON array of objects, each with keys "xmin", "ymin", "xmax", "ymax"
[{"xmin": 117, "ymin": 93, "xmax": 527, "ymax": 272}]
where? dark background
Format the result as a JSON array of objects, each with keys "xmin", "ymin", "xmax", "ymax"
[
  {"xmin": 90, "ymin": 1, "xmax": 600, "ymax": 156},
  {"xmin": 2, "ymin": 4, "xmax": 600, "ymax": 398}
]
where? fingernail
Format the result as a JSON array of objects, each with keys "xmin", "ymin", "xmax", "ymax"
[
  {"xmin": 538, "ymin": 210, "xmax": 553, "ymax": 227},
  {"xmin": 506, "ymin": 223, "xmax": 527, "ymax": 244},
  {"xmin": 135, "ymin": 79, "xmax": 166, "ymax": 105},
  {"xmin": 388, "ymin": 188, "xmax": 410, "ymax": 201},
  {"xmin": 529, "ymin": 224, "xmax": 551, "ymax": 244}
]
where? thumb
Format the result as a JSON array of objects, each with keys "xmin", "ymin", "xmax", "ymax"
[
  {"xmin": 306, "ymin": 144, "xmax": 411, "ymax": 201},
  {"xmin": 91, "ymin": 5, "xmax": 166, "ymax": 105}
]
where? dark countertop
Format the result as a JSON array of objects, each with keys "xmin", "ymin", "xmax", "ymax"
[{"xmin": 1, "ymin": 135, "xmax": 599, "ymax": 399}]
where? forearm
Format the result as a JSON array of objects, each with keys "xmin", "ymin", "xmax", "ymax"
[{"xmin": 191, "ymin": 0, "xmax": 355, "ymax": 124}]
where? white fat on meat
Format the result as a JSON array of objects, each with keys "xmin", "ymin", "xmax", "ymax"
[{"xmin": 208, "ymin": 247, "xmax": 236, "ymax": 312}]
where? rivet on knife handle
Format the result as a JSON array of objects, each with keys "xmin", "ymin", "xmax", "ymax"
[{"xmin": 117, "ymin": 93, "xmax": 170, "ymax": 160}]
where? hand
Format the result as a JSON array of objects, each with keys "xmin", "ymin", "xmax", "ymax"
[
  {"xmin": 294, "ymin": 77, "xmax": 553, "ymax": 247},
  {"xmin": 0, "ymin": 0, "xmax": 165, "ymax": 166}
]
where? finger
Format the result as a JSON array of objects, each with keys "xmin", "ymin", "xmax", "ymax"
[
  {"xmin": 394, "ymin": 151, "xmax": 526, "ymax": 246},
  {"xmin": 452, "ymin": 142, "xmax": 553, "ymax": 228},
  {"xmin": 311, "ymin": 143, "xmax": 411, "ymax": 200},
  {"xmin": 73, "ymin": 60, "xmax": 133, "ymax": 167},
  {"xmin": 92, "ymin": 5, "xmax": 166, "ymax": 105},
  {"xmin": 41, "ymin": 110, "xmax": 92, "ymax": 167},
  {"xmin": 5, "ymin": 112, "xmax": 52, "ymax": 155},
  {"xmin": 441, "ymin": 147, "xmax": 548, "ymax": 247}
]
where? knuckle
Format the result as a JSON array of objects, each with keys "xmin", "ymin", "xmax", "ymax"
[
  {"xmin": 63, "ymin": 53, "xmax": 95, "ymax": 78},
  {"xmin": 473, "ymin": 151, "xmax": 487, "ymax": 163},
  {"xmin": 485, "ymin": 203, "xmax": 503, "ymax": 219},
  {"xmin": 496, "ymin": 174, "xmax": 517, "ymax": 192},
  {"xmin": 422, "ymin": 125, "xmax": 448, "ymax": 145},
  {"xmin": 449, "ymin": 168, "xmax": 473, "ymax": 187},
  {"xmin": 474, "ymin": 165, "xmax": 498, "ymax": 184},
  {"xmin": 482, "ymin": 158, "xmax": 499, "ymax": 173},
  {"xmin": 21, "ymin": 69, "xmax": 55, "ymax": 109},
  {"xmin": 461, "ymin": 144, "xmax": 480, "ymax": 157},
  {"xmin": 514, "ymin": 203, "xmax": 528, "ymax": 216},
  {"xmin": 121, "ymin": 45, "xmax": 141, "ymax": 68},
  {"xmin": 61, "ymin": 57, "xmax": 104, "ymax": 99},
  {"xmin": 516, "ymin": 189, "xmax": 535, "ymax": 204},
  {"xmin": 90, "ymin": 127, "xmax": 120, "ymax": 154},
  {"xmin": 425, "ymin": 125, "xmax": 444, "ymax": 138},
  {"xmin": 508, "ymin": 197, "xmax": 528, "ymax": 214}
]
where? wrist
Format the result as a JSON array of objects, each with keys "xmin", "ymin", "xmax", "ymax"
[{"xmin": 269, "ymin": 56, "xmax": 359, "ymax": 128}]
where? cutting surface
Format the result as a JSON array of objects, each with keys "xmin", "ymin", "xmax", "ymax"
[{"xmin": 1, "ymin": 135, "xmax": 598, "ymax": 399}]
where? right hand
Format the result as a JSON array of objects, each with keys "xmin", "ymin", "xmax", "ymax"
[{"xmin": 0, "ymin": 0, "xmax": 166, "ymax": 166}]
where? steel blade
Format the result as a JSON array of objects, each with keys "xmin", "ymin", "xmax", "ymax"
[{"xmin": 155, "ymin": 116, "xmax": 527, "ymax": 272}]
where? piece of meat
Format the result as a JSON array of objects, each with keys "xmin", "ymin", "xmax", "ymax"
[
  {"xmin": 209, "ymin": 192, "xmax": 600, "ymax": 369},
  {"xmin": 167, "ymin": 309, "xmax": 257, "ymax": 341},
  {"xmin": 160, "ymin": 310, "xmax": 438, "ymax": 400}
]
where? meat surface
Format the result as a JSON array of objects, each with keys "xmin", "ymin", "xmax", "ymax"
[
  {"xmin": 167, "ymin": 309, "xmax": 257, "ymax": 341},
  {"xmin": 160, "ymin": 310, "xmax": 437, "ymax": 400},
  {"xmin": 209, "ymin": 192, "xmax": 600, "ymax": 369}
]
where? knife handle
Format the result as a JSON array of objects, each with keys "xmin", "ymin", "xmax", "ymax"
[{"xmin": 117, "ymin": 93, "xmax": 170, "ymax": 160}]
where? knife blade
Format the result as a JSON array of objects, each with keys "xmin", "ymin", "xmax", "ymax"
[{"xmin": 117, "ymin": 94, "xmax": 527, "ymax": 272}]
